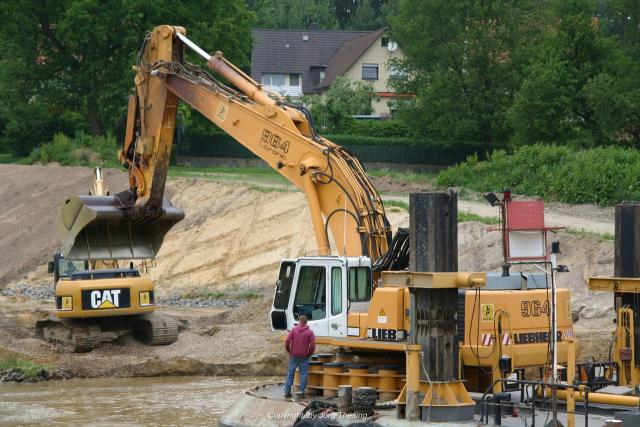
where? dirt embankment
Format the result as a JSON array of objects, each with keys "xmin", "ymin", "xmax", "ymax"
[
  {"xmin": 0, "ymin": 164, "xmax": 128, "ymax": 287},
  {"xmin": 0, "ymin": 163, "xmax": 618, "ymax": 376}
]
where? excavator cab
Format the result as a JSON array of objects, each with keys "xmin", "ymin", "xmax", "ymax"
[
  {"xmin": 270, "ymin": 256, "xmax": 373, "ymax": 338},
  {"xmin": 48, "ymin": 253, "xmax": 89, "ymax": 284}
]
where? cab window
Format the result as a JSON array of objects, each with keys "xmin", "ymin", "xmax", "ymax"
[
  {"xmin": 274, "ymin": 262, "xmax": 296, "ymax": 309},
  {"xmin": 293, "ymin": 266, "xmax": 326, "ymax": 321},
  {"xmin": 58, "ymin": 259, "xmax": 87, "ymax": 278},
  {"xmin": 348, "ymin": 267, "xmax": 371, "ymax": 302},
  {"xmin": 331, "ymin": 267, "xmax": 342, "ymax": 315}
]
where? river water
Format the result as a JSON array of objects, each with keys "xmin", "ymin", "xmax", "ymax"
[{"xmin": 0, "ymin": 376, "xmax": 274, "ymax": 426}]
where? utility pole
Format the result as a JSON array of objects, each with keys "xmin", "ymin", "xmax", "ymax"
[{"xmin": 550, "ymin": 244, "xmax": 559, "ymax": 425}]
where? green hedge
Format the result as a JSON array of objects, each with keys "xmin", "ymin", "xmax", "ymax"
[
  {"xmin": 339, "ymin": 119, "xmax": 413, "ymax": 138},
  {"xmin": 177, "ymin": 130, "xmax": 479, "ymax": 166},
  {"xmin": 325, "ymin": 134, "xmax": 416, "ymax": 146},
  {"xmin": 437, "ymin": 145, "xmax": 640, "ymax": 205}
]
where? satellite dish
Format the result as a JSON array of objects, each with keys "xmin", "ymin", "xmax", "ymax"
[{"xmin": 387, "ymin": 41, "xmax": 398, "ymax": 52}]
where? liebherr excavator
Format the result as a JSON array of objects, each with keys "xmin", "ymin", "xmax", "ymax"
[{"xmin": 56, "ymin": 26, "xmax": 573, "ymax": 393}]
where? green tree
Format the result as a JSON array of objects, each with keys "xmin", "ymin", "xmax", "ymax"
[
  {"xmin": 337, "ymin": 0, "xmax": 387, "ymax": 30},
  {"xmin": 585, "ymin": 45, "xmax": 640, "ymax": 145},
  {"xmin": 0, "ymin": 0, "xmax": 254, "ymax": 156},
  {"xmin": 507, "ymin": 53, "xmax": 579, "ymax": 146},
  {"xmin": 600, "ymin": 0, "xmax": 640, "ymax": 60},
  {"xmin": 248, "ymin": 0, "xmax": 339, "ymax": 29},
  {"xmin": 248, "ymin": 0, "xmax": 388, "ymax": 30},
  {"xmin": 389, "ymin": 0, "xmax": 540, "ymax": 154},
  {"xmin": 303, "ymin": 76, "xmax": 379, "ymax": 132},
  {"xmin": 507, "ymin": 0, "xmax": 639, "ymax": 147}
]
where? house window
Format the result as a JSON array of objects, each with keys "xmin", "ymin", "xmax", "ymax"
[
  {"xmin": 311, "ymin": 67, "xmax": 326, "ymax": 85},
  {"xmin": 262, "ymin": 74, "xmax": 286, "ymax": 86},
  {"xmin": 362, "ymin": 64, "xmax": 378, "ymax": 81},
  {"xmin": 381, "ymin": 36, "xmax": 389, "ymax": 47},
  {"xmin": 289, "ymin": 74, "xmax": 301, "ymax": 86},
  {"xmin": 319, "ymin": 71, "xmax": 326, "ymax": 82},
  {"xmin": 388, "ymin": 64, "xmax": 408, "ymax": 80}
]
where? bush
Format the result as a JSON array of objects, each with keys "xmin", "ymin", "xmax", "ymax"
[
  {"xmin": 437, "ymin": 144, "xmax": 640, "ymax": 205},
  {"xmin": 340, "ymin": 119, "xmax": 413, "ymax": 138},
  {"xmin": 2, "ymin": 104, "xmax": 86, "ymax": 157},
  {"xmin": 28, "ymin": 132, "xmax": 120, "ymax": 167}
]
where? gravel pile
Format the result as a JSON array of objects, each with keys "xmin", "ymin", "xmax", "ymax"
[
  {"xmin": 1, "ymin": 283, "xmax": 54, "ymax": 301},
  {"xmin": 157, "ymin": 295, "xmax": 241, "ymax": 309}
]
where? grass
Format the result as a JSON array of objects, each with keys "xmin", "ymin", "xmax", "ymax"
[
  {"xmin": 383, "ymin": 200, "xmax": 500, "ymax": 225},
  {"xmin": 368, "ymin": 168, "xmax": 436, "ymax": 184},
  {"xmin": 0, "ymin": 357, "xmax": 52, "ymax": 379},
  {"xmin": 565, "ymin": 227, "xmax": 614, "ymax": 241},
  {"xmin": 384, "ymin": 200, "xmax": 410, "ymax": 210},
  {"xmin": 458, "ymin": 211, "xmax": 500, "ymax": 225},
  {"xmin": 183, "ymin": 287, "xmax": 265, "ymax": 301},
  {"xmin": 247, "ymin": 184, "xmax": 292, "ymax": 193}
]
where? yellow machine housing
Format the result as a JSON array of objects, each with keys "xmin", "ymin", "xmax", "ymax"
[
  {"xmin": 54, "ymin": 275, "xmax": 155, "ymax": 319},
  {"xmin": 588, "ymin": 276, "xmax": 640, "ymax": 388},
  {"xmin": 460, "ymin": 288, "xmax": 573, "ymax": 391}
]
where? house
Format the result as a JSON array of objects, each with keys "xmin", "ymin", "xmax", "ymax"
[{"xmin": 251, "ymin": 27, "xmax": 404, "ymax": 117}]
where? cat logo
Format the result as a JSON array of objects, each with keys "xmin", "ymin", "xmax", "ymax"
[
  {"xmin": 481, "ymin": 304, "xmax": 494, "ymax": 321},
  {"xmin": 90, "ymin": 289, "xmax": 121, "ymax": 309}
]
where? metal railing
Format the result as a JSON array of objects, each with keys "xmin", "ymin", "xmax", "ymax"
[{"xmin": 480, "ymin": 378, "xmax": 591, "ymax": 427}]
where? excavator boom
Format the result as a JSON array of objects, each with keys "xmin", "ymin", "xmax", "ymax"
[{"xmin": 59, "ymin": 25, "xmax": 390, "ymax": 262}]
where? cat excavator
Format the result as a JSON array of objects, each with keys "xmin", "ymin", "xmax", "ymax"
[
  {"xmin": 55, "ymin": 26, "xmax": 573, "ymax": 397},
  {"xmin": 36, "ymin": 167, "xmax": 180, "ymax": 351}
]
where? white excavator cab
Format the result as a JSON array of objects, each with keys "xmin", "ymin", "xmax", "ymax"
[{"xmin": 270, "ymin": 256, "xmax": 373, "ymax": 339}]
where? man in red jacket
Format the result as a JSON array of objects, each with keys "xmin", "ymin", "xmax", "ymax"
[{"xmin": 283, "ymin": 315, "xmax": 316, "ymax": 398}]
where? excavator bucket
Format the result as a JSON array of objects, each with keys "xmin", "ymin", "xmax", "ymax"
[{"xmin": 58, "ymin": 194, "xmax": 184, "ymax": 260}]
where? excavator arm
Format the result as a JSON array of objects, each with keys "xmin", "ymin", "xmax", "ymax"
[{"xmin": 60, "ymin": 25, "xmax": 392, "ymax": 263}]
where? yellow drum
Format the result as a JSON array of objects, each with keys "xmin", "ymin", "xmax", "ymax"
[
  {"xmin": 378, "ymin": 365, "xmax": 400, "ymax": 401},
  {"xmin": 306, "ymin": 361, "xmax": 323, "ymax": 396},
  {"xmin": 322, "ymin": 362, "xmax": 346, "ymax": 397},
  {"xmin": 348, "ymin": 363, "xmax": 369, "ymax": 389}
]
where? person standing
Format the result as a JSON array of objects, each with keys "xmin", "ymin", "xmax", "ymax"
[{"xmin": 283, "ymin": 315, "xmax": 316, "ymax": 398}]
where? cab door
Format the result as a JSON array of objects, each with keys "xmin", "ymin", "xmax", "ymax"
[
  {"xmin": 327, "ymin": 261, "xmax": 348, "ymax": 338},
  {"xmin": 288, "ymin": 260, "xmax": 330, "ymax": 337},
  {"xmin": 271, "ymin": 261, "xmax": 296, "ymax": 331}
]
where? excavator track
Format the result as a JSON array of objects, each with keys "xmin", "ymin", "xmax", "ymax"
[
  {"xmin": 138, "ymin": 312, "xmax": 179, "ymax": 345},
  {"xmin": 35, "ymin": 317, "xmax": 113, "ymax": 352},
  {"xmin": 35, "ymin": 312, "xmax": 179, "ymax": 352}
]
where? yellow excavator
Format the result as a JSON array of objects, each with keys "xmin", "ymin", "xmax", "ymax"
[
  {"xmin": 55, "ymin": 25, "xmax": 574, "ymax": 400},
  {"xmin": 36, "ymin": 167, "xmax": 179, "ymax": 351}
]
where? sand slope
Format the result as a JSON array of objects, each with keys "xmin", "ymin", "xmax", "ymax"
[{"xmin": 0, "ymin": 163, "xmax": 621, "ymax": 373}]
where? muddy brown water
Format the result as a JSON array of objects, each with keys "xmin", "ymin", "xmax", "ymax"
[{"xmin": 0, "ymin": 376, "xmax": 274, "ymax": 426}]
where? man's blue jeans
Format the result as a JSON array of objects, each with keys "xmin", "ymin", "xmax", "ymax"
[{"xmin": 284, "ymin": 356, "xmax": 309, "ymax": 395}]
